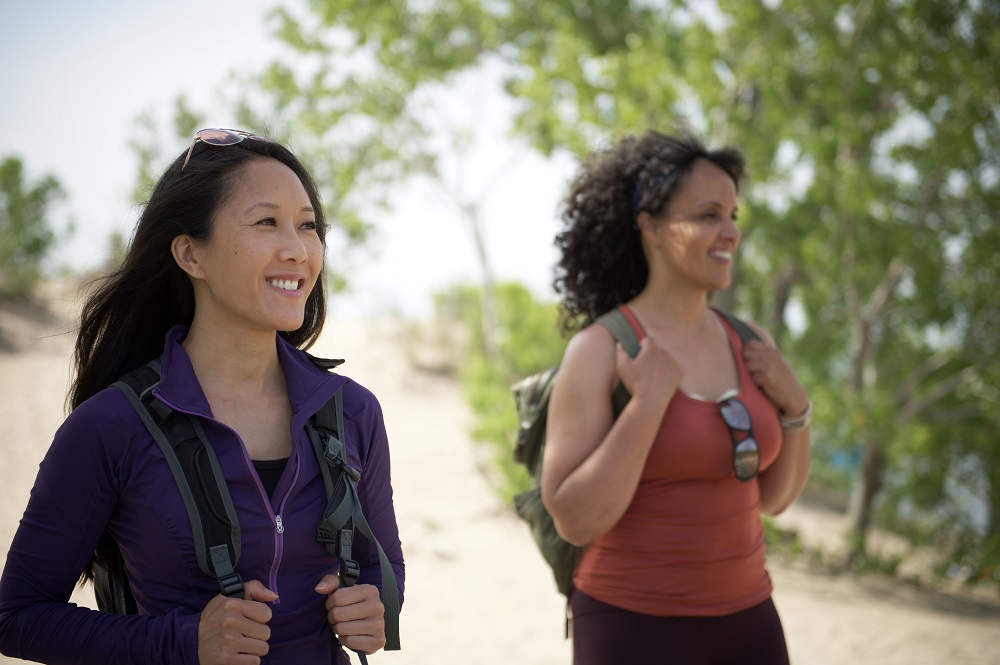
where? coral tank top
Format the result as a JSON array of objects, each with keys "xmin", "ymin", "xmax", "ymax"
[{"xmin": 572, "ymin": 307, "xmax": 783, "ymax": 617}]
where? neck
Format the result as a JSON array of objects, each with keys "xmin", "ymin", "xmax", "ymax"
[
  {"xmin": 629, "ymin": 281, "xmax": 712, "ymax": 332},
  {"xmin": 182, "ymin": 315, "xmax": 285, "ymax": 399}
]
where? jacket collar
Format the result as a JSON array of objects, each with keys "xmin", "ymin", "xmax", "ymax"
[{"xmin": 154, "ymin": 324, "xmax": 350, "ymax": 424}]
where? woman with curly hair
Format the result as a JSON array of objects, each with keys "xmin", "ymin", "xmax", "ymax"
[{"xmin": 542, "ymin": 130, "xmax": 811, "ymax": 664}]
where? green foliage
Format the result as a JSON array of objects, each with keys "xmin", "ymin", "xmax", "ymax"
[
  {"xmin": 0, "ymin": 156, "xmax": 64, "ymax": 297},
  {"xmin": 128, "ymin": 97, "xmax": 202, "ymax": 205},
  {"xmin": 434, "ymin": 281, "xmax": 567, "ymax": 501},
  {"xmin": 761, "ymin": 516, "xmax": 806, "ymax": 558}
]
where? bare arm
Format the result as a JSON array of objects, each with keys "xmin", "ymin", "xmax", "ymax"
[
  {"xmin": 742, "ymin": 323, "xmax": 812, "ymax": 515},
  {"xmin": 541, "ymin": 325, "xmax": 682, "ymax": 545}
]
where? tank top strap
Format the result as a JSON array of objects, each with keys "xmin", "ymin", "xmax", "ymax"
[{"xmin": 617, "ymin": 305, "xmax": 646, "ymax": 341}]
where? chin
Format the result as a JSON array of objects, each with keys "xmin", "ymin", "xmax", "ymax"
[
  {"xmin": 706, "ymin": 278, "xmax": 732, "ymax": 292},
  {"xmin": 268, "ymin": 312, "xmax": 307, "ymax": 333}
]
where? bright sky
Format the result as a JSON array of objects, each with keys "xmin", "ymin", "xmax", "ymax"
[{"xmin": 0, "ymin": 0, "xmax": 575, "ymax": 319}]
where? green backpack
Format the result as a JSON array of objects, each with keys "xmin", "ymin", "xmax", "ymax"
[{"xmin": 511, "ymin": 307, "xmax": 760, "ymax": 604}]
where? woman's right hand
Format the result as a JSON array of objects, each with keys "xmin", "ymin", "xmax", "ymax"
[
  {"xmin": 615, "ymin": 336, "xmax": 684, "ymax": 410},
  {"xmin": 197, "ymin": 580, "xmax": 277, "ymax": 665}
]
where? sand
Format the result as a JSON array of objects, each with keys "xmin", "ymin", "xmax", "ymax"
[{"xmin": 0, "ymin": 282, "xmax": 997, "ymax": 664}]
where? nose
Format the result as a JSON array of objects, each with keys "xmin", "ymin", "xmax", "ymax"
[
  {"xmin": 278, "ymin": 224, "xmax": 309, "ymax": 263},
  {"xmin": 721, "ymin": 215, "xmax": 740, "ymax": 246}
]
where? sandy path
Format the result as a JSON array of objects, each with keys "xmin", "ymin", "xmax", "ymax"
[{"xmin": 0, "ymin": 290, "xmax": 997, "ymax": 664}]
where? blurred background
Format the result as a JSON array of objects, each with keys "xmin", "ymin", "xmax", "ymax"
[{"xmin": 2, "ymin": 1, "xmax": 999, "ymax": 663}]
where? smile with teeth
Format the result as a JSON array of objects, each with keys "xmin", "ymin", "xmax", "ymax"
[
  {"xmin": 710, "ymin": 250, "xmax": 732, "ymax": 261},
  {"xmin": 268, "ymin": 278, "xmax": 303, "ymax": 291}
]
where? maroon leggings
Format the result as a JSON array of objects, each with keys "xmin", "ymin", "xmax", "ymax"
[{"xmin": 569, "ymin": 589, "xmax": 790, "ymax": 665}]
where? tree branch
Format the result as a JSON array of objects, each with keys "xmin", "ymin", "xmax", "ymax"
[
  {"xmin": 865, "ymin": 257, "xmax": 907, "ymax": 322},
  {"xmin": 895, "ymin": 351, "xmax": 952, "ymax": 406},
  {"xmin": 899, "ymin": 365, "xmax": 979, "ymax": 423}
]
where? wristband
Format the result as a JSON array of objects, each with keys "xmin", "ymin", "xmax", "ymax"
[{"xmin": 779, "ymin": 400, "xmax": 812, "ymax": 433}]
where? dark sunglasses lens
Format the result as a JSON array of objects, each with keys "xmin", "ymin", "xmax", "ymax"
[
  {"xmin": 719, "ymin": 400, "xmax": 751, "ymax": 431},
  {"xmin": 197, "ymin": 129, "xmax": 246, "ymax": 147},
  {"xmin": 734, "ymin": 438, "xmax": 760, "ymax": 481}
]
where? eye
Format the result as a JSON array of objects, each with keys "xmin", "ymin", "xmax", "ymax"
[
  {"xmin": 255, "ymin": 217, "xmax": 278, "ymax": 227},
  {"xmin": 300, "ymin": 220, "xmax": 319, "ymax": 231}
]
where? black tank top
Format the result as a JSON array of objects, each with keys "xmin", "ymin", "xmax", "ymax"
[{"xmin": 251, "ymin": 458, "xmax": 289, "ymax": 499}]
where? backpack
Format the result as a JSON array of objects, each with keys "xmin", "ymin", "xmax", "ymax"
[
  {"xmin": 93, "ymin": 357, "xmax": 400, "ymax": 663},
  {"xmin": 511, "ymin": 307, "xmax": 761, "ymax": 608}
]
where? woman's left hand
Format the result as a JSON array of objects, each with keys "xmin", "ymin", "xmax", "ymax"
[
  {"xmin": 742, "ymin": 339, "xmax": 809, "ymax": 417},
  {"xmin": 315, "ymin": 575, "xmax": 386, "ymax": 655}
]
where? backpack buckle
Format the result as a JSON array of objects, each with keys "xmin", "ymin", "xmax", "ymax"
[
  {"xmin": 218, "ymin": 572, "xmax": 244, "ymax": 599},
  {"xmin": 323, "ymin": 436, "xmax": 362, "ymax": 482},
  {"xmin": 339, "ymin": 558, "xmax": 361, "ymax": 587}
]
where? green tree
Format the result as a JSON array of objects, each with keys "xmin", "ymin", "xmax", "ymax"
[
  {"xmin": 242, "ymin": 4, "xmax": 556, "ymax": 358},
  {"xmin": 0, "ymin": 156, "xmax": 65, "ymax": 297},
  {"xmin": 255, "ymin": 0, "xmax": 1000, "ymax": 573},
  {"xmin": 127, "ymin": 97, "xmax": 203, "ymax": 206},
  {"xmin": 434, "ymin": 281, "xmax": 568, "ymax": 500}
]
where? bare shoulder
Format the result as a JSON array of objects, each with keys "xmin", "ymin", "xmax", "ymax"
[
  {"xmin": 562, "ymin": 321, "xmax": 617, "ymax": 366},
  {"xmin": 556, "ymin": 321, "xmax": 619, "ymax": 392}
]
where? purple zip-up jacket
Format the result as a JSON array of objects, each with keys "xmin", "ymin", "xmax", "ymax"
[{"xmin": 0, "ymin": 325, "xmax": 404, "ymax": 664}]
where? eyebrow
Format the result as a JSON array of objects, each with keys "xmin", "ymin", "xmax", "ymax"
[
  {"xmin": 694, "ymin": 200, "xmax": 739, "ymax": 212},
  {"xmin": 243, "ymin": 202, "xmax": 315, "ymax": 215}
]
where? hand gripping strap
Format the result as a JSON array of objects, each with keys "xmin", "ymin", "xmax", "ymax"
[
  {"xmin": 595, "ymin": 307, "xmax": 643, "ymax": 416},
  {"xmin": 114, "ymin": 362, "xmax": 244, "ymax": 599},
  {"xmin": 596, "ymin": 307, "xmax": 759, "ymax": 411},
  {"xmin": 309, "ymin": 388, "xmax": 402, "ymax": 655}
]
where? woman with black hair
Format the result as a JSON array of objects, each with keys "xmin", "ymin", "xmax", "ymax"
[
  {"xmin": 542, "ymin": 130, "xmax": 811, "ymax": 664},
  {"xmin": 0, "ymin": 129, "xmax": 403, "ymax": 664}
]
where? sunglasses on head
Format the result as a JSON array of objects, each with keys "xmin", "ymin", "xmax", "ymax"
[
  {"xmin": 718, "ymin": 398, "xmax": 760, "ymax": 482},
  {"xmin": 181, "ymin": 128, "xmax": 267, "ymax": 170}
]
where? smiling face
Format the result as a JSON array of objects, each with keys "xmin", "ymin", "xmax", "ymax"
[
  {"xmin": 173, "ymin": 157, "xmax": 325, "ymax": 337},
  {"xmin": 641, "ymin": 158, "xmax": 740, "ymax": 293}
]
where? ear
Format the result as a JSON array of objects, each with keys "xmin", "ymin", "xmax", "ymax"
[
  {"xmin": 636, "ymin": 211, "xmax": 661, "ymax": 247},
  {"xmin": 171, "ymin": 235, "xmax": 206, "ymax": 280}
]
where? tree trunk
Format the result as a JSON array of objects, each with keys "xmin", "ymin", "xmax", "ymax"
[
  {"xmin": 768, "ymin": 261, "xmax": 798, "ymax": 343},
  {"xmin": 461, "ymin": 201, "xmax": 500, "ymax": 361},
  {"xmin": 847, "ymin": 438, "xmax": 884, "ymax": 564}
]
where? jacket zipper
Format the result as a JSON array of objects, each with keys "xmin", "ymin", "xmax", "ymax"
[
  {"xmin": 268, "ymin": 459, "xmax": 301, "ymax": 601},
  {"xmin": 152, "ymin": 392, "xmax": 299, "ymax": 603}
]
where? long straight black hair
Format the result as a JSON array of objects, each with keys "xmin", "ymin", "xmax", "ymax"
[{"xmin": 70, "ymin": 133, "xmax": 328, "ymax": 411}]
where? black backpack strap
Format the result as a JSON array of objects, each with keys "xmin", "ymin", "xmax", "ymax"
[
  {"xmin": 712, "ymin": 307, "xmax": 763, "ymax": 345},
  {"xmin": 92, "ymin": 531, "xmax": 138, "ymax": 614},
  {"xmin": 114, "ymin": 361, "xmax": 244, "ymax": 600},
  {"xmin": 308, "ymin": 388, "xmax": 402, "ymax": 659},
  {"xmin": 595, "ymin": 307, "xmax": 643, "ymax": 416}
]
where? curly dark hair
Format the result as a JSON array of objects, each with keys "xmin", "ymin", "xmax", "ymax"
[{"xmin": 553, "ymin": 130, "xmax": 745, "ymax": 332}]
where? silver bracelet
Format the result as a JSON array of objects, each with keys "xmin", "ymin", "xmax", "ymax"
[{"xmin": 779, "ymin": 400, "xmax": 812, "ymax": 433}]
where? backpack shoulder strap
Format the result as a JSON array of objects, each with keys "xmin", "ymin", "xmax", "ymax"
[
  {"xmin": 596, "ymin": 307, "xmax": 642, "ymax": 357},
  {"xmin": 595, "ymin": 307, "xmax": 643, "ymax": 415},
  {"xmin": 113, "ymin": 361, "xmax": 244, "ymax": 600},
  {"xmin": 307, "ymin": 383, "xmax": 402, "ymax": 658},
  {"xmin": 712, "ymin": 307, "xmax": 763, "ymax": 345}
]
